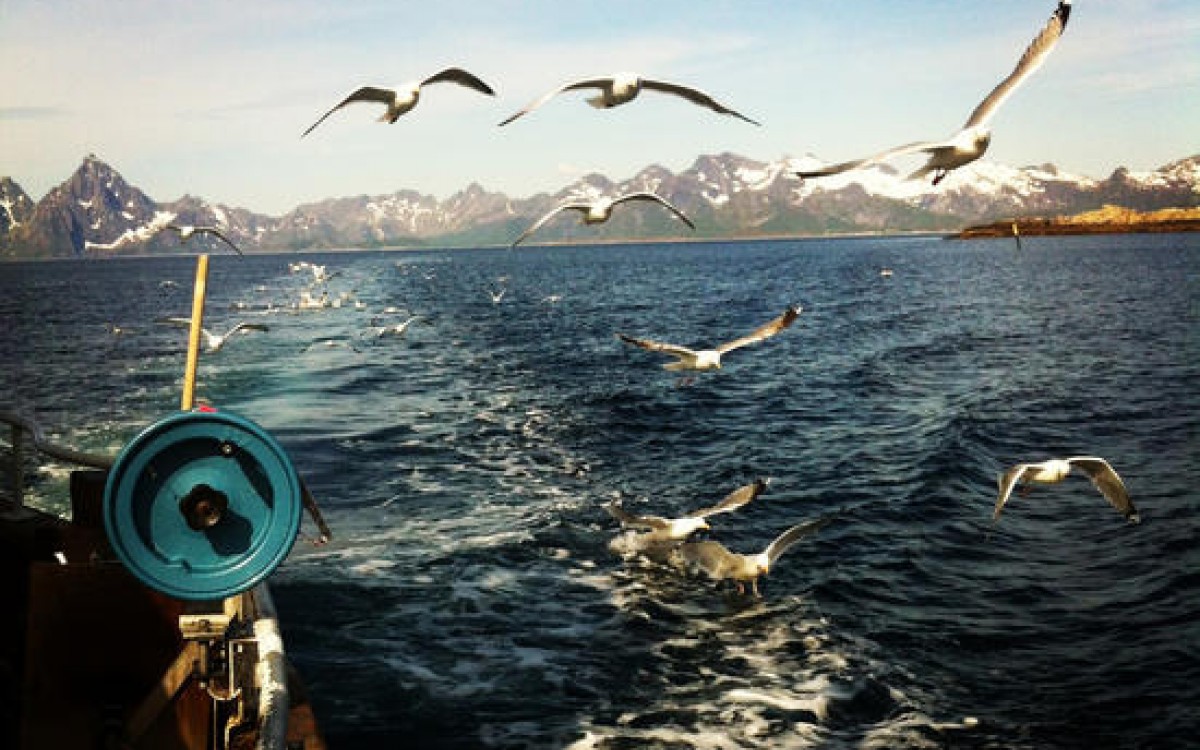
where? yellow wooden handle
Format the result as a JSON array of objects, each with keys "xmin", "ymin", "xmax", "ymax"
[{"xmin": 180, "ymin": 254, "xmax": 210, "ymax": 411}]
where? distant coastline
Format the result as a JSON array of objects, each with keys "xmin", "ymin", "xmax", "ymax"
[{"xmin": 958, "ymin": 205, "xmax": 1200, "ymax": 238}]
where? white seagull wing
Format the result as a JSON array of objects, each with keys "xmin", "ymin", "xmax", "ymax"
[
  {"xmin": 420, "ymin": 67, "xmax": 496, "ymax": 96},
  {"xmin": 964, "ymin": 0, "xmax": 1072, "ymax": 128},
  {"xmin": 498, "ymin": 77, "xmax": 613, "ymax": 126},
  {"xmin": 510, "ymin": 204, "xmax": 589, "ymax": 248},
  {"xmin": 994, "ymin": 462, "xmax": 1037, "ymax": 520},
  {"xmin": 615, "ymin": 333, "xmax": 698, "ymax": 362},
  {"xmin": 194, "ymin": 227, "xmax": 244, "ymax": 255},
  {"xmin": 302, "ymin": 86, "xmax": 397, "ymax": 137},
  {"xmin": 716, "ymin": 305, "xmax": 801, "ymax": 355},
  {"xmin": 796, "ymin": 140, "xmax": 948, "ymax": 179},
  {"xmin": 639, "ymin": 79, "xmax": 760, "ymax": 125},
  {"xmin": 1067, "ymin": 457, "xmax": 1138, "ymax": 522},
  {"xmin": 225, "ymin": 321, "xmax": 270, "ymax": 338},
  {"xmin": 610, "ymin": 192, "xmax": 696, "ymax": 230},
  {"xmin": 689, "ymin": 478, "xmax": 770, "ymax": 519},
  {"xmin": 764, "ymin": 517, "xmax": 830, "ymax": 567},
  {"xmin": 604, "ymin": 502, "xmax": 672, "ymax": 531}
]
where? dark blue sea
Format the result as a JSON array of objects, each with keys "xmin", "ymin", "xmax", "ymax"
[{"xmin": 3, "ymin": 234, "xmax": 1198, "ymax": 749}]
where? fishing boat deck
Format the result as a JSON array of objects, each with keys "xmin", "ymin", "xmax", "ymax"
[{"xmin": 1, "ymin": 445, "xmax": 325, "ymax": 749}]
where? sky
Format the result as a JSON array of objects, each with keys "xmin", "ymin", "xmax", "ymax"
[{"xmin": 1, "ymin": 0, "xmax": 1197, "ymax": 216}]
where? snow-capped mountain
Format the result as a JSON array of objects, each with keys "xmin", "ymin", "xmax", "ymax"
[
  {"xmin": 10, "ymin": 156, "xmax": 274, "ymax": 257},
  {"xmin": 0, "ymin": 177, "xmax": 35, "ymax": 256},
  {"xmin": 3, "ymin": 152, "xmax": 1197, "ymax": 258}
]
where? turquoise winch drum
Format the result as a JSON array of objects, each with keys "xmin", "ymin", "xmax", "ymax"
[{"xmin": 103, "ymin": 410, "xmax": 303, "ymax": 601}]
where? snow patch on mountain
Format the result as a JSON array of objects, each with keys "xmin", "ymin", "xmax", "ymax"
[{"xmin": 84, "ymin": 210, "xmax": 176, "ymax": 252}]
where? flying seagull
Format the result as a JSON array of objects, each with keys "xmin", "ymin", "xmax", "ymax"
[
  {"xmin": 673, "ymin": 517, "xmax": 830, "ymax": 597},
  {"xmin": 498, "ymin": 71, "xmax": 759, "ymax": 126},
  {"xmin": 994, "ymin": 456, "xmax": 1139, "ymax": 523},
  {"xmin": 617, "ymin": 305, "xmax": 801, "ymax": 371},
  {"xmin": 302, "ymin": 67, "xmax": 496, "ymax": 137},
  {"xmin": 161, "ymin": 317, "xmax": 269, "ymax": 352},
  {"xmin": 511, "ymin": 192, "xmax": 695, "ymax": 248},
  {"xmin": 797, "ymin": 0, "xmax": 1072, "ymax": 186},
  {"xmin": 163, "ymin": 224, "xmax": 244, "ymax": 255},
  {"xmin": 371, "ymin": 315, "xmax": 425, "ymax": 339},
  {"xmin": 606, "ymin": 478, "xmax": 772, "ymax": 544}
]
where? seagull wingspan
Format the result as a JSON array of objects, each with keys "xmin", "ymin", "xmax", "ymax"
[
  {"xmin": 690, "ymin": 478, "xmax": 770, "ymax": 519},
  {"xmin": 420, "ymin": 67, "xmax": 495, "ymax": 96},
  {"xmin": 764, "ymin": 517, "xmax": 829, "ymax": 566},
  {"xmin": 964, "ymin": 0, "xmax": 1072, "ymax": 128},
  {"xmin": 640, "ymin": 79, "xmax": 760, "ymax": 125},
  {"xmin": 302, "ymin": 86, "xmax": 396, "ymax": 137},
  {"xmin": 611, "ymin": 192, "xmax": 696, "ymax": 229},
  {"xmin": 498, "ymin": 78, "xmax": 613, "ymax": 126},
  {"xmin": 1068, "ymin": 457, "xmax": 1138, "ymax": 522},
  {"xmin": 615, "ymin": 333, "xmax": 697, "ymax": 361},
  {"xmin": 716, "ymin": 306, "xmax": 801, "ymax": 354}
]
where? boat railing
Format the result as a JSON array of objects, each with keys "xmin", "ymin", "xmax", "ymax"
[{"xmin": 1, "ymin": 409, "xmax": 114, "ymax": 506}]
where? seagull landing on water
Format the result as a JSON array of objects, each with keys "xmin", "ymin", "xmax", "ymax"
[
  {"xmin": 673, "ymin": 517, "xmax": 831, "ymax": 597},
  {"xmin": 302, "ymin": 67, "xmax": 496, "ymax": 137},
  {"xmin": 163, "ymin": 224, "xmax": 244, "ymax": 255},
  {"xmin": 606, "ymin": 478, "xmax": 772, "ymax": 545},
  {"xmin": 617, "ymin": 305, "xmax": 801, "ymax": 372},
  {"xmin": 498, "ymin": 71, "xmax": 759, "ymax": 126},
  {"xmin": 510, "ymin": 192, "xmax": 695, "ymax": 248},
  {"xmin": 160, "ymin": 317, "xmax": 268, "ymax": 353},
  {"xmin": 797, "ymin": 1, "xmax": 1071, "ymax": 186},
  {"xmin": 994, "ymin": 456, "xmax": 1139, "ymax": 524}
]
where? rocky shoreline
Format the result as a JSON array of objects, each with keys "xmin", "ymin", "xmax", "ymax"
[{"xmin": 959, "ymin": 205, "xmax": 1200, "ymax": 238}]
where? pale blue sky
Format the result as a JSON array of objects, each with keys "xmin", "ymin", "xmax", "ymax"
[{"xmin": 1, "ymin": 0, "xmax": 1196, "ymax": 214}]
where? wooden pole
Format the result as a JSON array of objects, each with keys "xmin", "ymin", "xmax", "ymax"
[{"xmin": 180, "ymin": 254, "xmax": 210, "ymax": 411}]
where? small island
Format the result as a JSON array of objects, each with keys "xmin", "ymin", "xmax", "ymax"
[{"xmin": 958, "ymin": 205, "xmax": 1200, "ymax": 238}]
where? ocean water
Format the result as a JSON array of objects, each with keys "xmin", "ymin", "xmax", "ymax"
[{"xmin": 2, "ymin": 234, "xmax": 1198, "ymax": 749}]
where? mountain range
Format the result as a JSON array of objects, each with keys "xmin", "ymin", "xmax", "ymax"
[{"xmin": 2, "ymin": 152, "xmax": 1197, "ymax": 259}]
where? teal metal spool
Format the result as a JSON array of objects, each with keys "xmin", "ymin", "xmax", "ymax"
[{"xmin": 103, "ymin": 410, "xmax": 302, "ymax": 601}]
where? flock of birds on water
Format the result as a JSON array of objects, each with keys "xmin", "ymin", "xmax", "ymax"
[{"xmin": 134, "ymin": 0, "xmax": 1141, "ymax": 598}]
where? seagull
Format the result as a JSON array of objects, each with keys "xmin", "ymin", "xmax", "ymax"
[
  {"xmin": 511, "ymin": 192, "xmax": 695, "ymax": 248},
  {"xmin": 673, "ymin": 517, "xmax": 831, "ymax": 597},
  {"xmin": 302, "ymin": 67, "xmax": 496, "ymax": 137},
  {"xmin": 605, "ymin": 478, "xmax": 772, "ymax": 544},
  {"xmin": 797, "ymin": 0, "xmax": 1072, "ymax": 186},
  {"xmin": 994, "ymin": 456, "xmax": 1139, "ymax": 523},
  {"xmin": 488, "ymin": 287, "xmax": 507, "ymax": 304},
  {"xmin": 616, "ymin": 305, "xmax": 801, "ymax": 371},
  {"xmin": 161, "ymin": 317, "xmax": 269, "ymax": 352},
  {"xmin": 163, "ymin": 224, "xmax": 244, "ymax": 255},
  {"xmin": 498, "ymin": 71, "xmax": 759, "ymax": 126},
  {"xmin": 371, "ymin": 315, "xmax": 425, "ymax": 339},
  {"xmin": 290, "ymin": 261, "xmax": 339, "ymax": 285}
]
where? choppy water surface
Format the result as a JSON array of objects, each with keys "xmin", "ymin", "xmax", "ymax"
[{"xmin": 3, "ymin": 234, "xmax": 1198, "ymax": 748}]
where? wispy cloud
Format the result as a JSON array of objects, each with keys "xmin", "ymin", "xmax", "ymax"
[{"xmin": 0, "ymin": 106, "xmax": 66, "ymax": 120}]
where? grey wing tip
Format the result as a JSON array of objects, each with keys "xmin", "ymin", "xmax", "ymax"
[{"xmin": 497, "ymin": 111, "xmax": 524, "ymax": 127}]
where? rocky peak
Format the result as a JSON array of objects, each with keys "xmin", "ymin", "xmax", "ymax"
[
  {"xmin": 17, "ymin": 155, "xmax": 161, "ymax": 256},
  {"xmin": 0, "ymin": 177, "xmax": 35, "ymax": 249}
]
